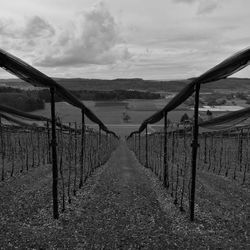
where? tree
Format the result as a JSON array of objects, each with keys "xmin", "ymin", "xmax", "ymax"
[{"xmin": 180, "ymin": 113, "xmax": 190, "ymax": 123}]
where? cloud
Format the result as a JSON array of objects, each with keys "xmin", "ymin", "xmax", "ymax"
[
  {"xmin": 23, "ymin": 16, "xmax": 55, "ymax": 38},
  {"xmin": 0, "ymin": 16, "xmax": 54, "ymax": 40},
  {"xmin": 197, "ymin": 1, "xmax": 218, "ymax": 15},
  {"xmin": 0, "ymin": 15, "xmax": 55, "ymax": 57},
  {"xmin": 173, "ymin": 0, "xmax": 197, "ymax": 3},
  {"xmin": 173, "ymin": 0, "xmax": 219, "ymax": 15},
  {"xmin": 36, "ymin": 2, "xmax": 131, "ymax": 67}
]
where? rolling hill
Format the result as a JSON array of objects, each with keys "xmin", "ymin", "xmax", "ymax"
[{"xmin": 0, "ymin": 77, "xmax": 249, "ymax": 93}]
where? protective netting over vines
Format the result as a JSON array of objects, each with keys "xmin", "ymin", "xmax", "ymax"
[
  {"xmin": 127, "ymin": 124, "xmax": 250, "ymax": 212},
  {"xmin": 0, "ymin": 48, "xmax": 119, "ymax": 219},
  {"xmin": 0, "ymin": 122, "xmax": 118, "ymax": 209},
  {"xmin": 127, "ymin": 47, "xmax": 250, "ymax": 220}
]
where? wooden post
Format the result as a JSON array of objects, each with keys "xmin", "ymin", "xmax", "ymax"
[
  {"xmin": 238, "ymin": 129, "xmax": 243, "ymax": 171},
  {"xmin": 50, "ymin": 87, "xmax": 59, "ymax": 219},
  {"xmin": 0, "ymin": 116, "xmax": 4, "ymax": 181},
  {"xmin": 163, "ymin": 111, "xmax": 169, "ymax": 188},
  {"xmin": 145, "ymin": 125, "xmax": 148, "ymax": 168},
  {"xmin": 134, "ymin": 133, "xmax": 136, "ymax": 153},
  {"xmin": 73, "ymin": 122, "xmax": 77, "ymax": 196},
  {"xmin": 98, "ymin": 125, "xmax": 101, "ymax": 166},
  {"xmin": 46, "ymin": 121, "xmax": 51, "ymax": 163},
  {"xmin": 79, "ymin": 109, "xmax": 85, "ymax": 189},
  {"xmin": 138, "ymin": 132, "xmax": 141, "ymax": 163},
  {"xmin": 190, "ymin": 83, "xmax": 200, "ymax": 221}
]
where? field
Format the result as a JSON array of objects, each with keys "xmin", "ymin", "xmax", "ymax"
[{"xmin": 28, "ymin": 99, "xmax": 194, "ymax": 137}]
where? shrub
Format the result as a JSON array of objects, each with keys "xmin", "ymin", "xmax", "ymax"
[
  {"xmin": 180, "ymin": 113, "xmax": 190, "ymax": 123},
  {"xmin": 0, "ymin": 93, "xmax": 44, "ymax": 112}
]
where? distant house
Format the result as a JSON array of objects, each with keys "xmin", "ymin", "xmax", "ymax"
[{"xmin": 206, "ymin": 110, "xmax": 213, "ymax": 120}]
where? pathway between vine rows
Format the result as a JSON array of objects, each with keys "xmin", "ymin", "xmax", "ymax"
[{"xmin": 0, "ymin": 141, "xmax": 248, "ymax": 249}]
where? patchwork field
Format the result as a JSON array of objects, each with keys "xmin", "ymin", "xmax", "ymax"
[{"xmin": 29, "ymin": 99, "xmax": 194, "ymax": 136}]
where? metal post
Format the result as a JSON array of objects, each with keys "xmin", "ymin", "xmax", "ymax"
[
  {"xmin": 163, "ymin": 111, "xmax": 169, "ymax": 188},
  {"xmin": 50, "ymin": 87, "xmax": 59, "ymax": 219},
  {"xmin": 190, "ymin": 83, "xmax": 201, "ymax": 221},
  {"xmin": 145, "ymin": 125, "xmax": 148, "ymax": 168}
]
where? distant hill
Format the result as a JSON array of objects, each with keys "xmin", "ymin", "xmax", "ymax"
[{"xmin": 0, "ymin": 77, "xmax": 249, "ymax": 93}]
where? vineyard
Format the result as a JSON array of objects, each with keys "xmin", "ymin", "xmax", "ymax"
[
  {"xmin": 0, "ymin": 49, "xmax": 119, "ymax": 220},
  {"xmin": 0, "ymin": 48, "xmax": 250, "ymax": 248},
  {"xmin": 127, "ymin": 47, "xmax": 250, "ymax": 221},
  {"xmin": 0, "ymin": 122, "xmax": 118, "ymax": 204},
  {"xmin": 127, "ymin": 124, "xmax": 250, "ymax": 214}
]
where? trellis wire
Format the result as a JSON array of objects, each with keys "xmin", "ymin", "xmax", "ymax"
[{"xmin": 127, "ymin": 124, "xmax": 250, "ymax": 214}]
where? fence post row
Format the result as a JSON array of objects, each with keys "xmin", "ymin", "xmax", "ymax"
[
  {"xmin": 50, "ymin": 87, "xmax": 59, "ymax": 219},
  {"xmin": 190, "ymin": 82, "xmax": 201, "ymax": 221}
]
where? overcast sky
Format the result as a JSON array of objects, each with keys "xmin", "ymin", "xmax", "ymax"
[{"xmin": 0, "ymin": 0, "xmax": 249, "ymax": 79}]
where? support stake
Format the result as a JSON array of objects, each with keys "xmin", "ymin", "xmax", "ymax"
[
  {"xmin": 145, "ymin": 125, "xmax": 148, "ymax": 168},
  {"xmin": 50, "ymin": 87, "xmax": 59, "ymax": 219},
  {"xmin": 163, "ymin": 111, "xmax": 169, "ymax": 188},
  {"xmin": 138, "ymin": 132, "xmax": 141, "ymax": 163},
  {"xmin": 79, "ymin": 109, "xmax": 85, "ymax": 188},
  {"xmin": 190, "ymin": 83, "xmax": 200, "ymax": 221}
]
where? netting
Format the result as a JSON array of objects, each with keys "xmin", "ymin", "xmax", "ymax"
[
  {"xmin": 136, "ymin": 47, "xmax": 250, "ymax": 133},
  {"xmin": 0, "ymin": 49, "xmax": 111, "ymax": 132},
  {"xmin": 127, "ymin": 124, "xmax": 250, "ymax": 212},
  {"xmin": 0, "ymin": 123, "xmax": 118, "ymax": 209}
]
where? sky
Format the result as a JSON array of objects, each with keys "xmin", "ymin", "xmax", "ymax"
[{"xmin": 0, "ymin": 0, "xmax": 249, "ymax": 80}]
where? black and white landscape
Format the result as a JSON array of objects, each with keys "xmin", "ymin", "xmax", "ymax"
[{"xmin": 0, "ymin": 0, "xmax": 249, "ymax": 249}]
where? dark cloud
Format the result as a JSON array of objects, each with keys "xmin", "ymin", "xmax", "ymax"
[{"xmin": 36, "ymin": 2, "xmax": 131, "ymax": 67}]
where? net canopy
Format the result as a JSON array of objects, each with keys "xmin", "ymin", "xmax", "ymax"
[
  {"xmin": 0, "ymin": 104, "xmax": 76, "ymax": 130},
  {"xmin": 137, "ymin": 47, "xmax": 250, "ymax": 133},
  {"xmin": 0, "ymin": 49, "xmax": 111, "ymax": 133},
  {"xmin": 0, "ymin": 112, "xmax": 38, "ymax": 128},
  {"xmin": 0, "ymin": 104, "xmax": 50, "ymax": 122},
  {"xmin": 199, "ymin": 107, "xmax": 250, "ymax": 130}
]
